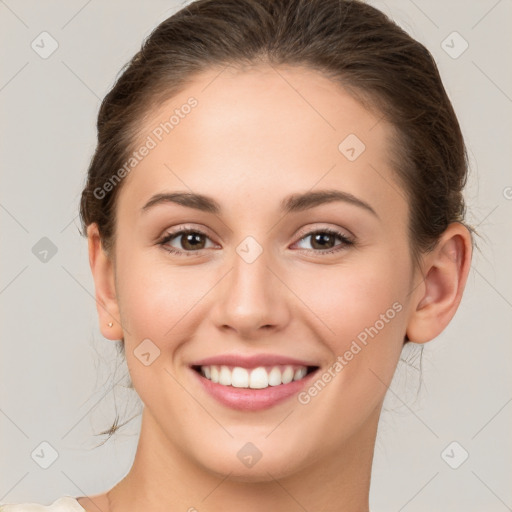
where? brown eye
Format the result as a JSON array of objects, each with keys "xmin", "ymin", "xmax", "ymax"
[
  {"xmin": 177, "ymin": 232, "xmax": 207, "ymax": 250},
  {"xmin": 294, "ymin": 228, "xmax": 354, "ymax": 255},
  {"xmin": 309, "ymin": 232, "xmax": 337, "ymax": 250},
  {"xmin": 158, "ymin": 229, "xmax": 215, "ymax": 256}
]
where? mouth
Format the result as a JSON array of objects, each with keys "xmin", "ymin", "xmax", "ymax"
[
  {"xmin": 188, "ymin": 353, "xmax": 321, "ymax": 411},
  {"xmin": 191, "ymin": 364, "xmax": 319, "ymax": 389}
]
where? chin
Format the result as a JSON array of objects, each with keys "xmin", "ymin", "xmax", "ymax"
[{"xmin": 193, "ymin": 441, "xmax": 312, "ymax": 483}]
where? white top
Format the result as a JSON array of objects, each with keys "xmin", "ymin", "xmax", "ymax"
[{"xmin": 0, "ymin": 497, "xmax": 85, "ymax": 512}]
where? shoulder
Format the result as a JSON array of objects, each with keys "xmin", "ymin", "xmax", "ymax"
[{"xmin": 0, "ymin": 497, "xmax": 85, "ymax": 512}]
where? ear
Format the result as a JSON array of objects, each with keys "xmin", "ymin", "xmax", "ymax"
[
  {"xmin": 87, "ymin": 223, "xmax": 123, "ymax": 340},
  {"xmin": 406, "ymin": 222, "xmax": 473, "ymax": 344}
]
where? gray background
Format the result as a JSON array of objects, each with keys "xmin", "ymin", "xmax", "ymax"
[{"xmin": 1, "ymin": 0, "xmax": 511, "ymax": 510}]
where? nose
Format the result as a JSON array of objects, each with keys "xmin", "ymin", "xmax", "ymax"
[{"xmin": 211, "ymin": 244, "xmax": 290, "ymax": 339}]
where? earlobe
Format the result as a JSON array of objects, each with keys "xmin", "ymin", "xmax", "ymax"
[
  {"xmin": 406, "ymin": 222, "xmax": 472, "ymax": 344},
  {"xmin": 87, "ymin": 224, "xmax": 123, "ymax": 340}
]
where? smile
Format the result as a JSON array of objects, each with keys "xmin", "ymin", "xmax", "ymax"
[
  {"xmin": 192, "ymin": 364, "xmax": 316, "ymax": 389},
  {"xmin": 189, "ymin": 353, "xmax": 320, "ymax": 410}
]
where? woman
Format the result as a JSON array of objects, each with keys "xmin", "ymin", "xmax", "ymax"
[{"xmin": 1, "ymin": 0, "xmax": 474, "ymax": 510}]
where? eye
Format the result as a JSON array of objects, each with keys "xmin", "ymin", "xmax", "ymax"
[
  {"xmin": 157, "ymin": 226, "xmax": 354, "ymax": 257},
  {"xmin": 293, "ymin": 228, "xmax": 354, "ymax": 255},
  {"xmin": 158, "ymin": 228, "xmax": 216, "ymax": 257}
]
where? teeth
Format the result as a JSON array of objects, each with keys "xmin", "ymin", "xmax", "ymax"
[
  {"xmin": 268, "ymin": 367, "xmax": 282, "ymax": 386},
  {"xmin": 282, "ymin": 366, "xmax": 294, "ymax": 384},
  {"xmin": 231, "ymin": 367, "xmax": 249, "ymax": 388},
  {"xmin": 294, "ymin": 367, "xmax": 307, "ymax": 380},
  {"xmin": 199, "ymin": 364, "xmax": 310, "ymax": 389},
  {"xmin": 249, "ymin": 367, "xmax": 268, "ymax": 389},
  {"xmin": 219, "ymin": 365, "xmax": 232, "ymax": 386}
]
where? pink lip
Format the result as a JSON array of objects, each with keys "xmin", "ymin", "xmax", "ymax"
[
  {"xmin": 190, "ymin": 353, "xmax": 318, "ymax": 369},
  {"xmin": 189, "ymin": 366, "xmax": 319, "ymax": 411}
]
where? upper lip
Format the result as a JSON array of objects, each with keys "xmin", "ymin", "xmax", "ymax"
[{"xmin": 190, "ymin": 353, "xmax": 319, "ymax": 369}]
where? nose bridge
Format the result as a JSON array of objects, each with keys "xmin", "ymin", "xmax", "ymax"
[{"xmin": 213, "ymin": 235, "xmax": 287, "ymax": 335}]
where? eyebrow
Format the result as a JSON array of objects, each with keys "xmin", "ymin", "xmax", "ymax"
[{"xmin": 141, "ymin": 189, "xmax": 379, "ymax": 218}]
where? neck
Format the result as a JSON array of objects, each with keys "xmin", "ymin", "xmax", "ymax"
[{"xmin": 107, "ymin": 406, "xmax": 380, "ymax": 512}]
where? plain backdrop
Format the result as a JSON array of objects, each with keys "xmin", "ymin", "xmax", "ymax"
[{"xmin": 1, "ymin": 0, "xmax": 511, "ymax": 510}]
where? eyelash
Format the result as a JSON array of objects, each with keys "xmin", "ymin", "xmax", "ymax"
[{"xmin": 157, "ymin": 226, "xmax": 354, "ymax": 257}]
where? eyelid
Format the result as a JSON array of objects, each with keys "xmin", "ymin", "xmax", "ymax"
[
  {"xmin": 159, "ymin": 223, "xmax": 215, "ymax": 240},
  {"xmin": 293, "ymin": 223, "xmax": 354, "ymax": 241},
  {"xmin": 158, "ymin": 223, "xmax": 355, "ymax": 256}
]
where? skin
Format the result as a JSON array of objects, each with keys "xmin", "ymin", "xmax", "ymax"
[{"xmin": 78, "ymin": 64, "xmax": 472, "ymax": 512}]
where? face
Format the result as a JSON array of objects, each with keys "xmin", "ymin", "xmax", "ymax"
[{"xmin": 100, "ymin": 64, "xmax": 417, "ymax": 480}]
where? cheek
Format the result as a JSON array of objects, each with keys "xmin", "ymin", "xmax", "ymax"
[
  {"xmin": 289, "ymin": 252, "xmax": 408, "ymax": 401},
  {"xmin": 289, "ymin": 260, "xmax": 407, "ymax": 434},
  {"xmin": 291, "ymin": 257, "xmax": 406, "ymax": 344},
  {"xmin": 114, "ymin": 247, "xmax": 216, "ymax": 344},
  {"xmin": 114, "ymin": 249, "xmax": 205, "ymax": 406},
  {"xmin": 116, "ymin": 266, "xmax": 180, "ymax": 337}
]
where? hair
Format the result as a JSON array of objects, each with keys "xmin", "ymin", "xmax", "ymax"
[{"xmin": 79, "ymin": 0, "xmax": 477, "ymax": 445}]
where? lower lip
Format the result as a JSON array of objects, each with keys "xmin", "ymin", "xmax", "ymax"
[{"xmin": 190, "ymin": 368, "xmax": 318, "ymax": 411}]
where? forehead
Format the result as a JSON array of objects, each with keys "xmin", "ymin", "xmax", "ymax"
[{"xmin": 117, "ymin": 64, "xmax": 406, "ymax": 224}]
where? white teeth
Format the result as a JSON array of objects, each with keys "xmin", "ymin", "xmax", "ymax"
[
  {"xmin": 268, "ymin": 366, "xmax": 282, "ymax": 386},
  {"xmin": 294, "ymin": 367, "xmax": 307, "ymax": 380},
  {"xmin": 231, "ymin": 367, "xmax": 249, "ymax": 388},
  {"xmin": 219, "ymin": 365, "xmax": 231, "ymax": 386},
  {"xmin": 199, "ymin": 364, "xmax": 311, "ymax": 389},
  {"xmin": 282, "ymin": 366, "xmax": 294, "ymax": 384},
  {"xmin": 249, "ymin": 367, "xmax": 268, "ymax": 389}
]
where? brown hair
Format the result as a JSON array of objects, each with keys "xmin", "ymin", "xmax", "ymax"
[{"xmin": 80, "ymin": 0, "xmax": 476, "ymax": 444}]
